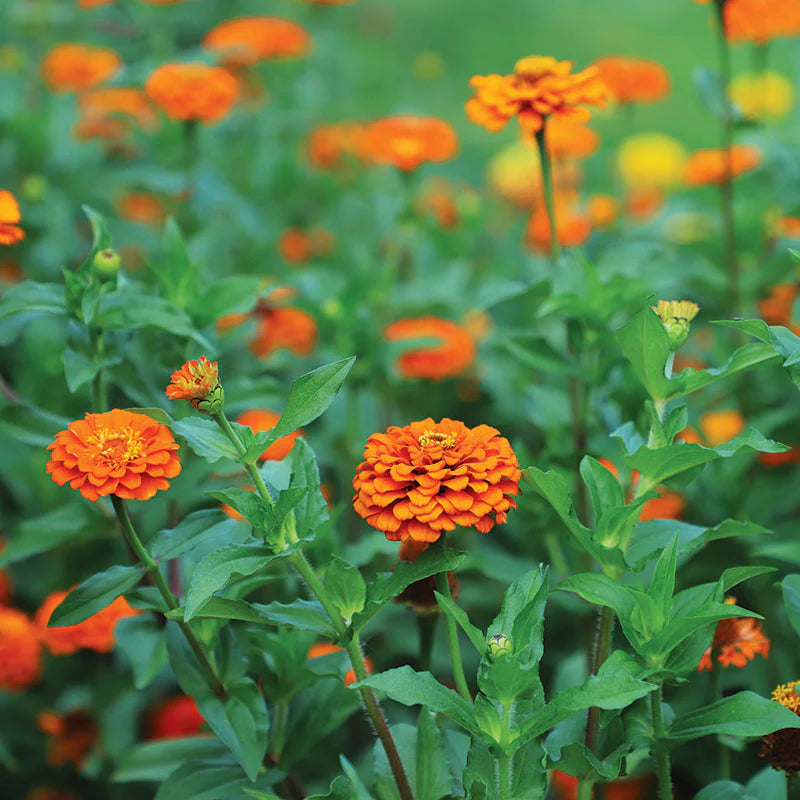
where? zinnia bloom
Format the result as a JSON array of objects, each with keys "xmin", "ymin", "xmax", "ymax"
[
  {"xmin": 0, "ymin": 190, "xmax": 25, "ymax": 246},
  {"xmin": 550, "ymin": 770, "xmax": 654, "ymax": 800},
  {"xmin": 353, "ymin": 418, "xmax": 521, "ymax": 543},
  {"xmin": 236, "ymin": 409, "xmax": 301, "ymax": 461},
  {"xmin": 684, "ymin": 144, "xmax": 761, "ymax": 186},
  {"xmin": 728, "ymin": 71, "xmax": 795, "ymax": 121},
  {"xmin": 587, "ymin": 194, "xmax": 618, "ymax": 228},
  {"xmin": 37, "ymin": 710, "xmax": 98, "ymax": 767},
  {"xmin": 617, "ymin": 133, "xmax": 687, "ymax": 190},
  {"xmin": 759, "ymin": 283, "xmax": 799, "ymax": 333},
  {"xmin": 541, "ymin": 116, "xmax": 600, "ymax": 160},
  {"xmin": 75, "ymin": 87, "xmax": 158, "ymax": 140},
  {"xmin": 362, "ymin": 115, "xmax": 458, "ymax": 172},
  {"xmin": 115, "ymin": 192, "xmax": 168, "ymax": 225},
  {"xmin": 699, "ymin": 410, "xmax": 745, "ymax": 447},
  {"xmin": 278, "ymin": 227, "xmax": 335, "ymax": 264},
  {"xmin": 760, "ymin": 680, "xmax": 800, "ymax": 772},
  {"xmin": 720, "ymin": 0, "xmax": 800, "ymax": 44},
  {"xmin": 46, "ymin": 409, "xmax": 181, "ymax": 502},
  {"xmin": 41, "ymin": 43, "xmax": 120, "ymax": 92},
  {"xmin": 466, "ymin": 55, "xmax": 608, "ymax": 135},
  {"xmin": 526, "ymin": 196, "xmax": 592, "ymax": 253},
  {"xmin": 250, "ymin": 306, "xmax": 317, "ymax": 358},
  {"xmin": 698, "ymin": 596, "xmax": 770, "ymax": 671},
  {"xmin": 147, "ymin": 695, "xmax": 206, "ymax": 739},
  {"xmin": 307, "ymin": 642, "xmax": 373, "ymax": 687},
  {"xmin": 165, "ymin": 356, "xmax": 224, "ymax": 414},
  {"xmin": 383, "ymin": 317, "xmax": 476, "ymax": 380},
  {"xmin": 36, "ymin": 590, "xmax": 139, "ymax": 654},
  {"xmin": 638, "ymin": 489, "xmax": 685, "ymax": 522},
  {"xmin": 0, "ymin": 606, "xmax": 42, "ymax": 691},
  {"xmin": 592, "ymin": 56, "xmax": 670, "ymax": 105},
  {"xmin": 203, "ymin": 16, "xmax": 311, "ymax": 67},
  {"xmin": 145, "ymin": 63, "xmax": 239, "ymax": 124},
  {"xmin": 307, "ymin": 122, "xmax": 368, "ymax": 170}
]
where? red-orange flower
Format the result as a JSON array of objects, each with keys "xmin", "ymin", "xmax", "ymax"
[
  {"xmin": 307, "ymin": 642, "xmax": 373, "ymax": 686},
  {"xmin": 75, "ymin": 87, "xmax": 158, "ymax": 141},
  {"xmin": 684, "ymin": 145, "xmax": 762, "ymax": 186},
  {"xmin": 203, "ymin": 17, "xmax": 311, "ymax": 67},
  {"xmin": 592, "ymin": 56, "xmax": 670, "ymax": 105},
  {"xmin": 0, "ymin": 191, "xmax": 24, "ymax": 246},
  {"xmin": 250, "ymin": 306, "xmax": 317, "ymax": 358},
  {"xmin": 415, "ymin": 177, "xmax": 461, "ymax": 228},
  {"xmin": 638, "ymin": 489, "xmax": 685, "ymax": 522},
  {"xmin": 698, "ymin": 596, "xmax": 770, "ymax": 671},
  {"xmin": 526, "ymin": 197, "xmax": 592, "ymax": 253},
  {"xmin": 236, "ymin": 409, "xmax": 301, "ymax": 461},
  {"xmin": 362, "ymin": 116, "xmax": 458, "ymax": 172},
  {"xmin": 115, "ymin": 192, "xmax": 168, "ymax": 225},
  {"xmin": 760, "ymin": 283, "xmax": 800, "ymax": 334},
  {"xmin": 383, "ymin": 317, "xmax": 476, "ymax": 380},
  {"xmin": 37, "ymin": 710, "xmax": 98, "ymax": 767},
  {"xmin": 307, "ymin": 122, "xmax": 368, "ymax": 170},
  {"xmin": 466, "ymin": 55, "xmax": 608, "ymax": 135},
  {"xmin": 0, "ymin": 606, "xmax": 42, "ymax": 691},
  {"xmin": 759, "ymin": 448, "xmax": 800, "ymax": 468},
  {"xmin": 550, "ymin": 770, "xmax": 654, "ymax": 800},
  {"xmin": 165, "ymin": 356, "xmax": 223, "ymax": 413},
  {"xmin": 26, "ymin": 789, "xmax": 82, "ymax": 800},
  {"xmin": 278, "ymin": 227, "xmax": 335, "ymax": 264},
  {"xmin": 542, "ymin": 116, "xmax": 600, "ymax": 160},
  {"xmin": 46, "ymin": 409, "xmax": 181, "ymax": 502},
  {"xmin": 760, "ymin": 680, "xmax": 800, "ymax": 772},
  {"xmin": 41, "ymin": 44, "xmax": 120, "ymax": 92},
  {"xmin": 353, "ymin": 418, "xmax": 521, "ymax": 543},
  {"xmin": 36, "ymin": 590, "xmax": 139, "ymax": 654},
  {"xmin": 145, "ymin": 63, "xmax": 239, "ymax": 124},
  {"xmin": 147, "ymin": 695, "xmax": 206, "ymax": 739}
]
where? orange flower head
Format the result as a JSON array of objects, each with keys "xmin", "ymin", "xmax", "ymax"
[
  {"xmin": 526, "ymin": 197, "xmax": 592, "ymax": 254},
  {"xmin": 759, "ymin": 283, "xmax": 800, "ymax": 333},
  {"xmin": 145, "ymin": 63, "xmax": 239, "ymax": 124},
  {"xmin": 415, "ymin": 177, "xmax": 460, "ymax": 228},
  {"xmin": 0, "ymin": 606, "xmax": 42, "ymax": 691},
  {"xmin": 550, "ymin": 770, "xmax": 654, "ymax": 800},
  {"xmin": 698, "ymin": 596, "xmax": 770, "ymax": 671},
  {"xmin": 236, "ymin": 409, "xmax": 301, "ymax": 461},
  {"xmin": 759, "ymin": 680, "xmax": 800, "ymax": 773},
  {"xmin": 76, "ymin": 88, "xmax": 158, "ymax": 141},
  {"xmin": 250, "ymin": 306, "xmax": 317, "ymax": 358},
  {"xmin": 383, "ymin": 317, "xmax": 476, "ymax": 381},
  {"xmin": 363, "ymin": 115, "xmax": 458, "ymax": 172},
  {"xmin": 41, "ymin": 43, "xmax": 120, "ymax": 92},
  {"xmin": 639, "ymin": 489, "xmax": 685, "ymax": 522},
  {"xmin": 115, "ymin": 192, "xmax": 168, "ymax": 225},
  {"xmin": 592, "ymin": 56, "xmax": 670, "ymax": 105},
  {"xmin": 685, "ymin": 144, "xmax": 762, "ymax": 186},
  {"xmin": 540, "ymin": 116, "xmax": 600, "ymax": 160},
  {"xmin": 353, "ymin": 418, "xmax": 521, "ymax": 543},
  {"xmin": 307, "ymin": 122, "xmax": 368, "ymax": 170},
  {"xmin": 203, "ymin": 16, "xmax": 311, "ymax": 67},
  {"xmin": 699, "ymin": 410, "xmax": 745, "ymax": 448},
  {"xmin": 279, "ymin": 228, "xmax": 314, "ymax": 264},
  {"xmin": 37, "ymin": 710, "xmax": 98, "ymax": 767},
  {"xmin": 588, "ymin": 194, "xmax": 618, "ymax": 228},
  {"xmin": 79, "ymin": 0, "xmax": 113, "ymax": 6},
  {"xmin": 466, "ymin": 55, "xmax": 608, "ymax": 135},
  {"xmin": 36, "ymin": 589, "xmax": 139, "ymax": 654},
  {"xmin": 0, "ymin": 190, "xmax": 24, "ymax": 246},
  {"xmin": 307, "ymin": 642, "xmax": 373, "ymax": 687},
  {"xmin": 723, "ymin": 0, "xmax": 800, "ymax": 43},
  {"xmin": 46, "ymin": 409, "xmax": 181, "ymax": 502},
  {"xmin": 759, "ymin": 448, "xmax": 800, "ymax": 468},
  {"xmin": 165, "ymin": 356, "xmax": 224, "ymax": 414},
  {"xmin": 147, "ymin": 695, "xmax": 206, "ymax": 739}
]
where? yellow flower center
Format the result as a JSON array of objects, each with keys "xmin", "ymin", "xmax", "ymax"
[
  {"xmin": 772, "ymin": 681, "xmax": 800, "ymax": 714},
  {"xmin": 418, "ymin": 430, "xmax": 456, "ymax": 449},
  {"xmin": 88, "ymin": 427, "xmax": 145, "ymax": 467}
]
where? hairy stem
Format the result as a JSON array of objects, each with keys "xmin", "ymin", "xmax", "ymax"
[
  {"xmin": 650, "ymin": 684, "xmax": 674, "ymax": 800},
  {"xmin": 584, "ymin": 605, "xmax": 615, "ymax": 757},
  {"xmin": 434, "ymin": 568, "xmax": 471, "ymax": 702}
]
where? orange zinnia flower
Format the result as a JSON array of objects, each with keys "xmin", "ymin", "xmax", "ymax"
[
  {"xmin": 278, "ymin": 227, "xmax": 334, "ymax": 264},
  {"xmin": 383, "ymin": 317, "xmax": 476, "ymax": 380},
  {"xmin": 203, "ymin": 16, "xmax": 311, "ymax": 67},
  {"xmin": 307, "ymin": 122, "xmax": 368, "ymax": 170},
  {"xmin": 759, "ymin": 283, "xmax": 800, "ymax": 334},
  {"xmin": 588, "ymin": 194, "xmax": 618, "ymax": 228},
  {"xmin": 0, "ymin": 606, "xmax": 42, "ymax": 691},
  {"xmin": 145, "ymin": 63, "xmax": 239, "ymax": 124},
  {"xmin": 526, "ymin": 197, "xmax": 592, "ymax": 253},
  {"xmin": 147, "ymin": 695, "xmax": 206, "ymax": 739},
  {"xmin": 79, "ymin": 0, "xmax": 113, "ymax": 6},
  {"xmin": 638, "ymin": 489, "xmax": 685, "ymax": 522},
  {"xmin": 0, "ymin": 190, "xmax": 24, "ymax": 246},
  {"xmin": 76, "ymin": 87, "xmax": 158, "ymax": 141},
  {"xmin": 466, "ymin": 55, "xmax": 608, "ymax": 135},
  {"xmin": 684, "ymin": 144, "xmax": 761, "ymax": 186},
  {"xmin": 722, "ymin": 0, "xmax": 800, "ymax": 44},
  {"xmin": 36, "ymin": 590, "xmax": 139, "ymax": 654},
  {"xmin": 41, "ymin": 43, "xmax": 120, "ymax": 92},
  {"xmin": 592, "ymin": 56, "xmax": 670, "ymax": 105},
  {"xmin": 165, "ymin": 356, "xmax": 223, "ymax": 414},
  {"xmin": 115, "ymin": 192, "xmax": 168, "ymax": 225},
  {"xmin": 363, "ymin": 115, "xmax": 458, "ymax": 172},
  {"xmin": 353, "ymin": 418, "xmax": 521, "ymax": 543},
  {"xmin": 236, "ymin": 409, "xmax": 301, "ymax": 461},
  {"xmin": 760, "ymin": 680, "xmax": 800, "ymax": 773},
  {"xmin": 759, "ymin": 448, "xmax": 800, "ymax": 467},
  {"xmin": 698, "ymin": 596, "xmax": 770, "ymax": 671},
  {"xmin": 46, "ymin": 409, "xmax": 181, "ymax": 502},
  {"xmin": 38, "ymin": 710, "xmax": 98, "ymax": 767},
  {"xmin": 699, "ymin": 409, "xmax": 745, "ymax": 447},
  {"xmin": 307, "ymin": 642, "xmax": 373, "ymax": 687},
  {"xmin": 250, "ymin": 306, "xmax": 317, "ymax": 358},
  {"xmin": 542, "ymin": 116, "xmax": 600, "ymax": 160}
]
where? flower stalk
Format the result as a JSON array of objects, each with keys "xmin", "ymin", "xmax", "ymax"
[
  {"xmin": 650, "ymin": 683, "xmax": 674, "ymax": 800},
  {"xmin": 535, "ymin": 121, "xmax": 561, "ymax": 262},
  {"xmin": 434, "ymin": 565, "xmax": 471, "ymax": 702}
]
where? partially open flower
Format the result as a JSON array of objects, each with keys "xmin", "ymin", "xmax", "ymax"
[
  {"xmin": 760, "ymin": 680, "xmax": 800, "ymax": 772},
  {"xmin": 37, "ymin": 710, "xmax": 98, "ymax": 767},
  {"xmin": 0, "ymin": 606, "xmax": 42, "ymax": 691},
  {"xmin": 652, "ymin": 300, "xmax": 700, "ymax": 350},
  {"xmin": 166, "ymin": 356, "xmax": 224, "ymax": 414},
  {"xmin": 698, "ymin": 596, "xmax": 770, "ymax": 671}
]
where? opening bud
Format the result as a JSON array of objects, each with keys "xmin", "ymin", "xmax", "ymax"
[
  {"xmin": 486, "ymin": 633, "xmax": 513, "ymax": 660},
  {"xmin": 165, "ymin": 356, "xmax": 224, "ymax": 415},
  {"xmin": 652, "ymin": 300, "xmax": 699, "ymax": 350}
]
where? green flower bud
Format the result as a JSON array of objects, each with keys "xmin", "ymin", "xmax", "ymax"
[
  {"xmin": 92, "ymin": 248, "xmax": 121, "ymax": 279},
  {"xmin": 486, "ymin": 633, "xmax": 513, "ymax": 660}
]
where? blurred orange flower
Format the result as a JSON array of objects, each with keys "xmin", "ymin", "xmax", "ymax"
[
  {"xmin": 759, "ymin": 448, "xmax": 800, "ymax": 467},
  {"xmin": 625, "ymin": 187, "xmax": 664, "ymax": 220},
  {"xmin": 363, "ymin": 115, "xmax": 458, "ymax": 171},
  {"xmin": 279, "ymin": 227, "xmax": 335, "ymax": 264},
  {"xmin": 698, "ymin": 596, "xmax": 770, "ymax": 671},
  {"xmin": 115, "ymin": 192, "xmax": 168, "ymax": 225},
  {"xmin": 307, "ymin": 642, "xmax": 373, "ymax": 686},
  {"xmin": 75, "ymin": 88, "xmax": 158, "ymax": 141},
  {"xmin": 203, "ymin": 16, "xmax": 311, "ymax": 67},
  {"xmin": 383, "ymin": 317, "xmax": 476, "ymax": 380},
  {"xmin": 147, "ymin": 695, "xmax": 206, "ymax": 739},
  {"xmin": 38, "ymin": 710, "xmax": 98, "ymax": 767},
  {"xmin": 296, "ymin": 0, "xmax": 354, "ymax": 4},
  {"xmin": 0, "ymin": 606, "xmax": 42, "ymax": 691},
  {"xmin": 699, "ymin": 409, "xmax": 745, "ymax": 447},
  {"xmin": 759, "ymin": 283, "xmax": 800, "ymax": 334},
  {"xmin": 41, "ymin": 44, "xmax": 120, "ymax": 92},
  {"xmin": 26, "ymin": 789, "xmax": 82, "ymax": 800},
  {"xmin": 588, "ymin": 194, "xmax": 618, "ymax": 228},
  {"xmin": 46, "ymin": 409, "xmax": 181, "ymax": 502},
  {"xmin": 542, "ymin": 116, "xmax": 600, "ymax": 160},
  {"xmin": 251, "ymin": 306, "xmax": 317, "ymax": 358},
  {"xmin": 526, "ymin": 197, "xmax": 592, "ymax": 253},
  {"xmin": 721, "ymin": 0, "xmax": 800, "ymax": 43},
  {"xmin": 236, "ymin": 409, "xmax": 301, "ymax": 461},
  {"xmin": 353, "ymin": 418, "xmax": 521, "ymax": 543},
  {"xmin": 36, "ymin": 590, "xmax": 139, "ymax": 654},
  {"xmin": 145, "ymin": 63, "xmax": 239, "ymax": 124},
  {"xmin": 466, "ymin": 55, "xmax": 607, "ymax": 135},
  {"xmin": 550, "ymin": 770, "xmax": 654, "ymax": 800},
  {"xmin": 638, "ymin": 489, "xmax": 685, "ymax": 521},
  {"xmin": 684, "ymin": 145, "xmax": 761, "ymax": 186},
  {"xmin": 0, "ymin": 190, "xmax": 25, "ymax": 246},
  {"xmin": 592, "ymin": 56, "xmax": 670, "ymax": 104},
  {"xmin": 415, "ymin": 177, "xmax": 460, "ymax": 228},
  {"xmin": 79, "ymin": 0, "xmax": 113, "ymax": 6},
  {"xmin": 307, "ymin": 122, "xmax": 368, "ymax": 170}
]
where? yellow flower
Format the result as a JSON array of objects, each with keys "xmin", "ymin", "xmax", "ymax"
[
  {"xmin": 617, "ymin": 132, "xmax": 687, "ymax": 190},
  {"xmin": 652, "ymin": 300, "xmax": 700, "ymax": 350},
  {"xmin": 728, "ymin": 71, "xmax": 795, "ymax": 121}
]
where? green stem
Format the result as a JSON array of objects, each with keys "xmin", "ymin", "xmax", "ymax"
[
  {"xmin": 213, "ymin": 411, "xmax": 274, "ymax": 506},
  {"xmin": 417, "ymin": 613, "xmax": 437, "ymax": 672},
  {"xmin": 434, "ymin": 569, "xmax": 471, "ymax": 702},
  {"xmin": 650, "ymin": 684, "xmax": 674, "ymax": 800},
  {"xmin": 90, "ymin": 329, "xmax": 107, "ymax": 412},
  {"xmin": 544, "ymin": 531, "xmax": 570, "ymax": 576},
  {"xmin": 584, "ymin": 605, "xmax": 615, "ymax": 756},
  {"xmin": 577, "ymin": 780, "xmax": 595, "ymax": 800},
  {"xmin": 497, "ymin": 699, "xmax": 514, "ymax": 797},
  {"xmin": 111, "ymin": 496, "xmax": 226, "ymax": 697},
  {"xmin": 535, "ymin": 122, "xmax": 561, "ymax": 263},
  {"xmin": 270, "ymin": 700, "xmax": 289, "ymax": 759}
]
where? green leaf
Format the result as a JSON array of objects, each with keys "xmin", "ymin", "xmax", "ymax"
[
  {"xmin": 115, "ymin": 614, "xmax": 168, "ymax": 689},
  {"xmin": 780, "ymin": 574, "xmax": 800, "ymax": 641},
  {"xmin": 154, "ymin": 760, "xmax": 249, "ymax": 800},
  {"xmin": 0, "ymin": 281, "xmax": 67, "ymax": 343},
  {"xmin": 174, "ymin": 417, "xmax": 241, "ymax": 463},
  {"xmin": 150, "ymin": 218, "xmax": 201, "ymax": 311},
  {"xmin": 112, "ymin": 738, "xmax": 226, "ymax": 783},
  {"xmin": 83, "ymin": 204, "xmax": 113, "ymax": 250},
  {"xmin": 435, "ymin": 592, "xmax": 486, "ymax": 654},
  {"xmin": 648, "ymin": 534, "xmax": 679, "ymax": 621},
  {"xmin": 150, "ymin": 510, "xmax": 238, "ymax": 562},
  {"xmin": 580, "ymin": 456, "xmax": 624, "ymax": 518},
  {"xmin": 49, "ymin": 564, "xmax": 144, "ymax": 626},
  {"xmin": 616, "ymin": 307, "xmax": 672, "ymax": 400},
  {"xmin": 325, "ymin": 557, "xmax": 367, "ymax": 620},
  {"xmin": 416, "ymin": 710, "xmax": 452, "ymax": 800},
  {"xmin": 62, "ymin": 347, "xmax": 99, "ymax": 392},
  {"xmin": 669, "ymin": 692, "xmax": 800, "ymax": 741}
]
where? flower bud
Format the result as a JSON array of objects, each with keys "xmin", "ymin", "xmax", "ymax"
[
  {"xmin": 92, "ymin": 248, "xmax": 121, "ymax": 279},
  {"xmin": 486, "ymin": 633, "xmax": 513, "ymax": 660},
  {"xmin": 652, "ymin": 300, "xmax": 699, "ymax": 350},
  {"xmin": 165, "ymin": 356, "xmax": 225, "ymax": 415}
]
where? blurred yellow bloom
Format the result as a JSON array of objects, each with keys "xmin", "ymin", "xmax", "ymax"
[
  {"xmin": 728, "ymin": 71, "xmax": 795, "ymax": 121},
  {"xmin": 617, "ymin": 132, "xmax": 687, "ymax": 189},
  {"xmin": 700, "ymin": 410, "xmax": 745, "ymax": 447}
]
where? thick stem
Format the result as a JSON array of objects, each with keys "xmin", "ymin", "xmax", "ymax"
[
  {"xmin": 496, "ymin": 699, "xmax": 514, "ymax": 797},
  {"xmin": 584, "ymin": 605, "xmax": 615, "ymax": 754},
  {"xmin": 535, "ymin": 122, "xmax": 561, "ymax": 262},
  {"xmin": 434, "ymin": 569, "xmax": 471, "ymax": 702},
  {"xmin": 111, "ymin": 496, "xmax": 226, "ymax": 697},
  {"xmin": 650, "ymin": 684, "xmax": 674, "ymax": 800},
  {"xmin": 417, "ymin": 613, "xmax": 437, "ymax": 672}
]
